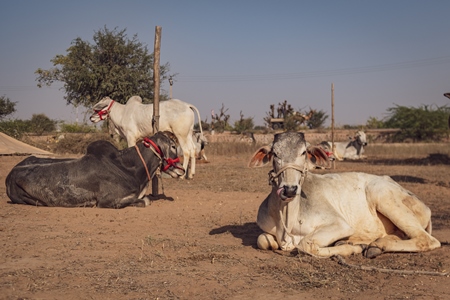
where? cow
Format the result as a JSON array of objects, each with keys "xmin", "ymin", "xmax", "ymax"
[
  {"xmin": 315, "ymin": 141, "xmax": 336, "ymax": 161},
  {"xmin": 248, "ymin": 131, "xmax": 440, "ymax": 258},
  {"xmin": 193, "ymin": 131, "xmax": 208, "ymax": 160},
  {"xmin": 6, "ymin": 131, "xmax": 185, "ymax": 208},
  {"xmin": 90, "ymin": 96, "xmax": 204, "ymax": 179},
  {"xmin": 321, "ymin": 131, "xmax": 367, "ymax": 160},
  {"xmin": 174, "ymin": 131, "xmax": 208, "ymax": 168}
]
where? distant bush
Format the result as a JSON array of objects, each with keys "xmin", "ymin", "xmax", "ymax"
[
  {"xmin": 29, "ymin": 114, "xmax": 56, "ymax": 135},
  {"xmin": 384, "ymin": 104, "xmax": 449, "ymax": 142},
  {"xmin": 233, "ymin": 116, "xmax": 254, "ymax": 134},
  {"xmin": 52, "ymin": 133, "xmax": 115, "ymax": 154},
  {"xmin": 60, "ymin": 123, "xmax": 98, "ymax": 133},
  {"xmin": 0, "ymin": 119, "xmax": 31, "ymax": 139}
]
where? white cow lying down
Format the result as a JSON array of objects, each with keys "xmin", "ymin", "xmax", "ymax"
[
  {"xmin": 90, "ymin": 96, "xmax": 204, "ymax": 179},
  {"xmin": 248, "ymin": 131, "xmax": 440, "ymax": 258},
  {"xmin": 321, "ymin": 130, "xmax": 367, "ymax": 160}
]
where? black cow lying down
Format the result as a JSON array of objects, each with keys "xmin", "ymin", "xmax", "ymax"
[{"xmin": 5, "ymin": 131, "xmax": 185, "ymax": 208}]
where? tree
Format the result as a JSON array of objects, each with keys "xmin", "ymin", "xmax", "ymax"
[
  {"xmin": 211, "ymin": 104, "xmax": 231, "ymax": 132},
  {"xmin": 384, "ymin": 104, "xmax": 449, "ymax": 142},
  {"xmin": 0, "ymin": 95, "xmax": 16, "ymax": 120},
  {"xmin": 306, "ymin": 109, "xmax": 328, "ymax": 129},
  {"xmin": 29, "ymin": 114, "xmax": 56, "ymax": 135},
  {"xmin": 366, "ymin": 116, "xmax": 385, "ymax": 129},
  {"xmin": 234, "ymin": 111, "xmax": 254, "ymax": 133},
  {"xmin": 35, "ymin": 26, "xmax": 170, "ymax": 109}
]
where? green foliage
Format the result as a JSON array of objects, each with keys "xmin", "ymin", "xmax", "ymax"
[
  {"xmin": 194, "ymin": 121, "xmax": 210, "ymax": 131},
  {"xmin": 254, "ymin": 125, "xmax": 267, "ymax": 131},
  {"xmin": 29, "ymin": 114, "xmax": 56, "ymax": 135},
  {"xmin": 233, "ymin": 116, "xmax": 254, "ymax": 133},
  {"xmin": 59, "ymin": 122, "xmax": 98, "ymax": 133},
  {"xmin": 35, "ymin": 26, "xmax": 170, "ymax": 108},
  {"xmin": 0, "ymin": 119, "xmax": 31, "ymax": 139},
  {"xmin": 211, "ymin": 121, "xmax": 233, "ymax": 133},
  {"xmin": 366, "ymin": 117, "xmax": 385, "ymax": 129},
  {"xmin": 283, "ymin": 115, "xmax": 299, "ymax": 131},
  {"xmin": 0, "ymin": 95, "xmax": 17, "ymax": 120},
  {"xmin": 342, "ymin": 124, "xmax": 360, "ymax": 129},
  {"xmin": 384, "ymin": 104, "xmax": 449, "ymax": 142},
  {"xmin": 307, "ymin": 109, "xmax": 328, "ymax": 129},
  {"xmin": 53, "ymin": 132, "xmax": 114, "ymax": 154}
]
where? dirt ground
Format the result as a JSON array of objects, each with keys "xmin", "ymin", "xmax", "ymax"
[{"xmin": 1, "ymin": 146, "xmax": 450, "ymax": 300}]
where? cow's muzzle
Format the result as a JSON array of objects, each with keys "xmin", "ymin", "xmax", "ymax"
[
  {"xmin": 269, "ymin": 163, "xmax": 307, "ymax": 201},
  {"xmin": 162, "ymin": 158, "xmax": 185, "ymax": 177},
  {"xmin": 277, "ymin": 185, "xmax": 298, "ymax": 201}
]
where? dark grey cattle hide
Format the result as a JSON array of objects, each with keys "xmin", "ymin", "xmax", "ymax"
[{"xmin": 6, "ymin": 131, "xmax": 184, "ymax": 208}]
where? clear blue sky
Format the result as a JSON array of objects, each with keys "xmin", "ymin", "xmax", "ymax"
[{"xmin": 1, "ymin": 0, "xmax": 450, "ymax": 127}]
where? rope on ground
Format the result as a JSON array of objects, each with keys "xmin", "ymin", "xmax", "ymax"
[{"xmin": 332, "ymin": 255, "xmax": 449, "ymax": 276}]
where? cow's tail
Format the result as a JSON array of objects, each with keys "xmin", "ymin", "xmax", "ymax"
[{"xmin": 189, "ymin": 104, "xmax": 204, "ymax": 138}]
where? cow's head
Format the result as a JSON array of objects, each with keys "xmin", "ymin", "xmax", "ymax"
[
  {"xmin": 355, "ymin": 131, "xmax": 367, "ymax": 146},
  {"xmin": 317, "ymin": 141, "xmax": 336, "ymax": 161},
  {"xmin": 90, "ymin": 97, "xmax": 115, "ymax": 123},
  {"xmin": 248, "ymin": 132, "xmax": 329, "ymax": 202},
  {"xmin": 146, "ymin": 131, "xmax": 185, "ymax": 178}
]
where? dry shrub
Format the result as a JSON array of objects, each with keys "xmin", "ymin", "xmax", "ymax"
[
  {"xmin": 52, "ymin": 133, "xmax": 117, "ymax": 154},
  {"xmin": 365, "ymin": 143, "xmax": 450, "ymax": 158},
  {"xmin": 205, "ymin": 141, "xmax": 260, "ymax": 157}
]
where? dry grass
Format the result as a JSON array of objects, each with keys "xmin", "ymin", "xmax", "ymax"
[{"xmin": 365, "ymin": 143, "xmax": 450, "ymax": 158}]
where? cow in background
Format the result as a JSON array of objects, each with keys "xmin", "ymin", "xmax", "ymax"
[
  {"xmin": 90, "ymin": 96, "xmax": 205, "ymax": 179},
  {"xmin": 177, "ymin": 131, "xmax": 208, "ymax": 163},
  {"xmin": 321, "ymin": 131, "xmax": 367, "ymax": 160},
  {"xmin": 6, "ymin": 132, "xmax": 184, "ymax": 208}
]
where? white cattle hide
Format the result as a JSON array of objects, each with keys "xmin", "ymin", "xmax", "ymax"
[
  {"xmin": 249, "ymin": 131, "xmax": 440, "ymax": 258},
  {"xmin": 323, "ymin": 131, "xmax": 367, "ymax": 160},
  {"xmin": 90, "ymin": 96, "xmax": 204, "ymax": 179}
]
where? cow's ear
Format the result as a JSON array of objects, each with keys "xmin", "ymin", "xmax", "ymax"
[
  {"xmin": 248, "ymin": 145, "xmax": 272, "ymax": 168},
  {"xmin": 306, "ymin": 146, "xmax": 331, "ymax": 169}
]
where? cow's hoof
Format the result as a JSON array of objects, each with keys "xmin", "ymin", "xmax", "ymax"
[
  {"xmin": 257, "ymin": 233, "xmax": 279, "ymax": 250},
  {"xmin": 364, "ymin": 246, "xmax": 382, "ymax": 259},
  {"xmin": 334, "ymin": 240, "xmax": 348, "ymax": 246},
  {"xmin": 358, "ymin": 244, "xmax": 368, "ymax": 252}
]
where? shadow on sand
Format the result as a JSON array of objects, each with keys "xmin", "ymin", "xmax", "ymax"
[{"xmin": 210, "ymin": 222, "xmax": 261, "ymax": 248}]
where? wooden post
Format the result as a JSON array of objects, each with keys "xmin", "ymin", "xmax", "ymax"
[
  {"xmin": 331, "ymin": 83, "xmax": 336, "ymax": 169},
  {"xmin": 152, "ymin": 26, "xmax": 162, "ymax": 196}
]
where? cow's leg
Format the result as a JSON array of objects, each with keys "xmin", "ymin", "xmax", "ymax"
[
  {"xmin": 365, "ymin": 181, "xmax": 441, "ymax": 258},
  {"xmin": 98, "ymin": 195, "xmax": 150, "ymax": 209},
  {"xmin": 256, "ymin": 196, "xmax": 279, "ymax": 250},
  {"xmin": 177, "ymin": 138, "xmax": 195, "ymax": 179},
  {"xmin": 296, "ymin": 220, "xmax": 364, "ymax": 257},
  {"xmin": 189, "ymin": 140, "xmax": 196, "ymax": 178}
]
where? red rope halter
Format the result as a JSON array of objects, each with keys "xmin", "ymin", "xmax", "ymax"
[
  {"xmin": 95, "ymin": 100, "xmax": 115, "ymax": 120},
  {"xmin": 142, "ymin": 137, "xmax": 182, "ymax": 172}
]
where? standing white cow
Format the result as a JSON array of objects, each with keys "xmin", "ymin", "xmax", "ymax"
[
  {"xmin": 321, "ymin": 131, "xmax": 367, "ymax": 160},
  {"xmin": 249, "ymin": 131, "xmax": 440, "ymax": 258},
  {"xmin": 90, "ymin": 96, "xmax": 204, "ymax": 179}
]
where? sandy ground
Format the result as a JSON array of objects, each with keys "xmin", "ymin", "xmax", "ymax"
[{"xmin": 1, "ymin": 150, "xmax": 449, "ymax": 300}]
